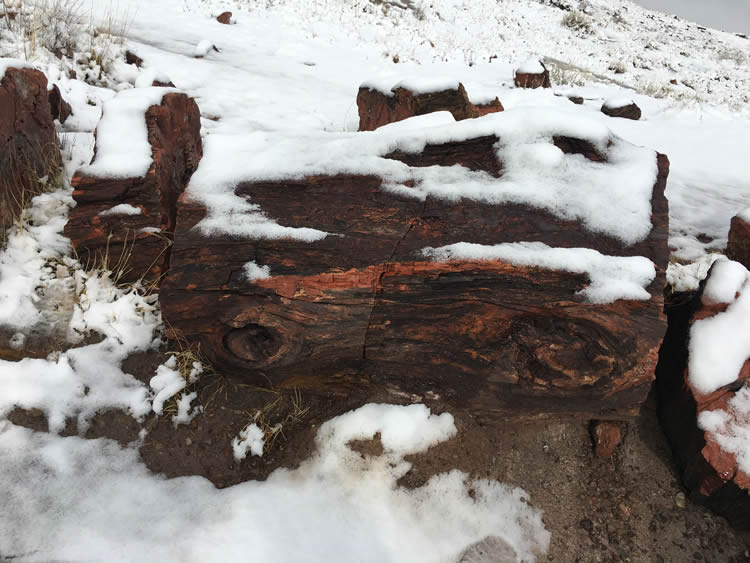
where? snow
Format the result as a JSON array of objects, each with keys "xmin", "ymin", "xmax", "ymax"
[
  {"xmin": 603, "ymin": 97, "xmax": 635, "ymax": 109},
  {"xmin": 699, "ymin": 385, "xmax": 750, "ymax": 477},
  {"xmin": 78, "ymin": 88, "xmax": 175, "ymax": 179},
  {"xmin": 0, "ymin": 403, "xmax": 550, "ymax": 562},
  {"xmin": 689, "ymin": 264, "xmax": 750, "ymax": 395},
  {"xmin": 243, "ymin": 260, "xmax": 271, "ymax": 281},
  {"xmin": 392, "ymin": 77, "xmax": 461, "ymax": 94},
  {"xmin": 739, "ymin": 207, "xmax": 750, "ymax": 224},
  {"xmin": 173, "ymin": 391, "xmax": 201, "ymax": 426},
  {"xmin": 134, "ymin": 67, "xmax": 173, "ymax": 88},
  {"xmin": 516, "ymin": 59, "xmax": 545, "ymax": 74},
  {"xmin": 150, "ymin": 356, "xmax": 187, "ymax": 416},
  {"xmin": 99, "ymin": 203, "xmax": 143, "ymax": 216},
  {"xmin": 194, "ymin": 39, "xmax": 216, "ymax": 57},
  {"xmin": 423, "ymin": 241, "xmax": 656, "ymax": 304},
  {"xmin": 702, "ymin": 259, "xmax": 748, "ymax": 304},
  {"xmin": 0, "ymin": 57, "xmax": 33, "ymax": 80},
  {"xmin": 232, "ymin": 423, "xmax": 265, "ymax": 460}
]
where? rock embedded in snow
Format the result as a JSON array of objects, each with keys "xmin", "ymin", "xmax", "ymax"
[
  {"xmin": 216, "ymin": 11, "xmax": 232, "ymax": 24},
  {"xmin": 656, "ymin": 259, "xmax": 750, "ymax": 528},
  {"xmin": 161, "ymin": 118, "xmax": 670, "ymax": 421},
  {"xmin": 513, "ymin": 60, "xmax": 551, "ymax": 89},
  {"xmin": 194, "ymin": 40, "xmax": 219, "ymax": 58},
  {"xmin": 727, "ymin": 211, "xmax": 750, "ymax": 269},
  {"xmin": 64, "ymin": 89, "xmax": 202, "ymax": 283},
  {"xmin": 0, "ymin": 64, "xmax": 60, "ymax": 234},
  {"xmin": 48, "ymin": 84, "xmax": 72, "ymax": 124},
  {"xmin": 357, "ymin": 81, "xmax": 503, "ymax": 131},
  {"xmin": 125, "ymin": 51, "xmax": 144, "ymax": 68},
  {"xmin": 601, "ymin": 98, "xmax": 642, "ymax": 120}
]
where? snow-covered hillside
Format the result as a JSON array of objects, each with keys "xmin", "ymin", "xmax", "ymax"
[{"xmin": 1, "ymin": 0, "xmax": 749, "ymax": 560}]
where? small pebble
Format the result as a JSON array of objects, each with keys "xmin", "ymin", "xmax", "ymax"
[{"xmin": 675, "ymin": 492, "xmax": 687, "ymax": 509}]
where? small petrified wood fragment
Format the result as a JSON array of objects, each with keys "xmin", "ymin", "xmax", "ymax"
[
  {"xmin": 727, "ymin": 212, "xmax": 750, "ymax": 269},
  {"xmin": 601, "ymin": 101, "xmax": 641, "ymax": 120},
  {"xmin": 64, "ymin": 92, "xmax": 202, "ymax": 283}
]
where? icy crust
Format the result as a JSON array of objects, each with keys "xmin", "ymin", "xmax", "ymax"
[
  {"xmin": 689, "ymin": 260, "xmax": 750, "ymax": 395},
  {"xmin": 699, "ymin": 386, "xmax": 750, "ymax": 476},
  {"xmin": 0, "ymin": 57, "xmax": 33, "ymax": 81},
  {"xmin": 0, "ymin": 403, "xmax": 550, "ymax": 562},
  {"xmin": 423, "ymin": 241, "xmax": 656, "ymax": 304},
  {"xmin": 78, "ymin": 87, "xmax": 177, "ymax": 179},
  {"xmin": 190, "ymin": 108, "xmax": 658, "ymax": 246}
]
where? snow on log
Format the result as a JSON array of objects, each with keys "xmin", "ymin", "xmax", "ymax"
[
  {"xmin": 657, "ymin": 256, "xmax": 750, "ymax": 529},
  {"xmin": 160, "ymin": 112, "xmax": 669, "ymax": 421},
  {"xmin": 357, "ymin": 80, "xmax": 503, "ymax": 131},
  {"xmin": 0, "ymin": 62, "xmax": 60, "ymax": 233},
  {"xmin": 64, "ymin": 88, "xmax": 202, "ymax": 283}
]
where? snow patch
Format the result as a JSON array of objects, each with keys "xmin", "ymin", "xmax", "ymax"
[
  {"xmin": 699, "ymin": 385, "xmax": 750, "ymax": 476},
  {"xmin": 243, "ymin": 260, "xmax": 271, "ymax": 281},
  {"xmin": 99, "ymin": 203, "xmax": 142, "ymax": 217},
  {"xmin": 78, "ymin": 87, "xmax": 175, "ymax": 179},
  {"xmin": 516, "ymin": 59, "xmax": 545, "ymax": 74},
  {"xmin": 423, "ymin": 241, "xmax": 656, "ymax": 304},
  {"xmin": 232, "ymin": 423, "xmax": 265, "ymax": 460}
]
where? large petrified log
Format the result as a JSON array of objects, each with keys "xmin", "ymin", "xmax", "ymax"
[
  {"xmin": 357, "ymin": 81, "xmax": 503, "ymax": 131},
  {"xmin": 513, "ymin": 60, "xmax": 551, "ymax": 89},
  {"xmin": 161, "ymin": 129, "xmax": 669, "ymax": 420},
  {"xmin": 64, "ymin": 90, "xmax": 202, "ymax": 283},
  {"xmin": 656, "ymin": 259, "xmax": 750, "ymax": 529},
  {"xmin": 0, "ymin": 64, "xmax": 60, "ymax": 234}
]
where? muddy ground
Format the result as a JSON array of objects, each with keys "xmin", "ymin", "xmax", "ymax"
[{"xmin": 7, "ymin": 348, "xmax": 750, "ymax": 562}]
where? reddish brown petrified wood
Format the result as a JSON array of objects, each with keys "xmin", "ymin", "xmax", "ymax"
[
  {"xmin": 357, "ymin": 82, "xmax": 503, "ymax": 131},
  {"xmin": 64, "ymin": 93, "xmax": 202, "ymax": 283},
  {"xmin": 160, "ymin": 142, "xmax": 669, "ymax": 420},
  {"xmin": 0, "ymin": 66, "xmax": 60, "ymax": 233}
]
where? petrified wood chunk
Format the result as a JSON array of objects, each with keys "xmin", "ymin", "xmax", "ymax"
[
  {"xmin": 727, "ymin": 212, "xmax": 750, "ymax": 269},
  {"xmin": 217, "ymin": 11, "xmax": 232, "ymax": 24},
  {"xmin": 513, "ymin": 61, "xmax": 551, "ymax": 89},
  {"xmin": 64, "ymin": 91, "xmax": 202, "ymax": 283},
  {"xmin": 656, "ymin": 262, "xmax": 750, "ymax": 529},
  {"xmin": 48, "ymin": 83, "xmax": 72, "ymax": 123},
  {"xmin": 357, "ymin": 81, "xmax": 503, "ymax": 131},
  {"xmin": 0, "ymin": 65, "xmax": 60, "ymax": 233},
  {"xmin": 161, "ymin": 131, "xmax": 669, "ymax": 420},
  {"xmin": 601, "ymin": 100, "xmax": 641, "ymax": 120}
]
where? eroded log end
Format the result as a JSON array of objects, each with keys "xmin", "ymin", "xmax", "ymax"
[{"xmin": 65, "ymin": 92, "xmax": 202, "ymax": 283}]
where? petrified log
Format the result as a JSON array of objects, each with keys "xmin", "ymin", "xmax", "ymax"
[
  {"xmin": 357, "ymin": 81, "xmax": 503, "ymax": 131},
  {"xmin": 0, "ymin": 65, "xmax": 60, "ymax": 234},
  {"xmin": 64, "ymin": 90, "xmax": 202, "ymax": 283},
  {"xmin": 656, "ymin": 261, "xmax": 750, "ymax": 528},
  {"xmin": 601, "ymin": 99, "xmax": 641, "ymax": 120},
  {"xmin": 513, "ymin": 61, "xmax": 551, "ymax": 89},
  {"xmin": 727, "ymin": 211, "xmax": 750, "ymax": 269},
  {"xmin": 161, "ymin": 129, "xmax": 670, "ymax": 420}
]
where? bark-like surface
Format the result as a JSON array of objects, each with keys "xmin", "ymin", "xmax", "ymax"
[
  {"xmin": 0, "ymin": 67, "xmax": 60, "ymax": 233},
  {"xmin": 65, "ymin": 93, "xmax": 202, "ymax": 283},
  {"xmin": 161, "ymin": 142, "xmax": 670, "ymax": 420}
]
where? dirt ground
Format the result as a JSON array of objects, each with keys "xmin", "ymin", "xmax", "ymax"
[{"xmin": 8, "ymin": 348, "xmax": 750, "ymax": 562}]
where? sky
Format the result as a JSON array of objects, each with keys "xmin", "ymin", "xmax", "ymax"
[{"xmin": 634, "ymin": 0, "xmax": 750, "ymax": 35}]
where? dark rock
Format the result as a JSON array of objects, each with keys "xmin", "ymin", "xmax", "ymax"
[
  {"xmin": 357, "ymin": 82, "xmax": 503, "ymax": 131},
  {"xmin": 0, "ymin": 66, "xmax": 60, "ymax": 233},
  {"xmin": 64, "ymin": 92, "xmax": 202, "ymax": 283},
  {"xmin": 217, "ymin": 11, "xmax": 232, "ymax": 24},
  {"xmin": 48, "ymin": 83, "xmax": 72, "ymax": 123},
  {"xmin": 568, "ymin": 95, "xmax": 584, "ymax": 104},
  {"xmin": 727, "ymin": 213, "xmax": 750, "ymax": 269},
  {"xmin": 125, "ymin": 51, "xmax": 144, "ymax": 67},
  {"xmin": 601, "ymin": 101, "xmax": 642, "ymax": 120}
]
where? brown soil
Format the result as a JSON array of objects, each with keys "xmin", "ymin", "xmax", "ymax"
[{"xmin": 8, "ymin": 348, "xmax": 750, "ymax": 561}]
